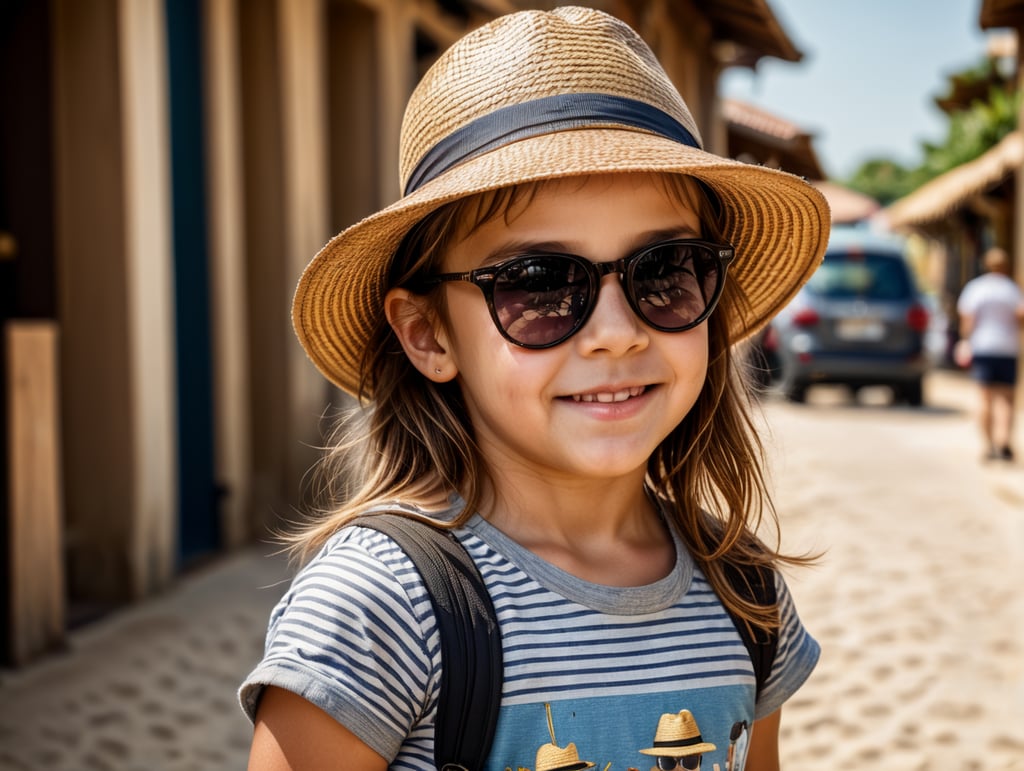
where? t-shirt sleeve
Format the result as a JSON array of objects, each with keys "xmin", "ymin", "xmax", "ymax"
[
  {"xmin": 238, "ymin": 528, "xmax": 440, "ymax": 760},
  {"xmin": 754, "ymin": 571, "xmax": 820, "ymax": 720},
  {"xmin": 957, "ymin": 281, "xmax": 977, "ymax": 316}
]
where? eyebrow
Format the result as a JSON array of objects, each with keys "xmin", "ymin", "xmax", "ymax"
[{"xmin": 481, "ymin": 225, "xmax": 702, "ymax": 266}]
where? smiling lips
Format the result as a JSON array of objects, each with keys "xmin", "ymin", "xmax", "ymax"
[{"xmin": 569, "ymin": 386, "xmax": 647, "ymax": 403}]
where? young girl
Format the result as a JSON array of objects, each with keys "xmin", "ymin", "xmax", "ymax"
[{"xmin": 241, "ymin": 7, "xmax": 829, "ymax": 770}]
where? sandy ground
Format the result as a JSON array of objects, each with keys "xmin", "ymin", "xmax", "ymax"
[
  {"xmin": 0, "ymin": 370, "xmax": 1021, "ymax": 770},
  {"xmin": 766, "ymin": 374, "xmax": 1024, "ymax": 770}
]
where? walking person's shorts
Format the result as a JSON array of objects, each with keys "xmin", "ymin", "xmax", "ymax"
[{"xmin": 971, "ymin": 355, "xmax": 1018, "ymax": 386}]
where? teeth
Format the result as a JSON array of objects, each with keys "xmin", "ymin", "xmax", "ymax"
[{"xmin": 571, "ymin": 386, "xmax": 645, "ymax": 403}]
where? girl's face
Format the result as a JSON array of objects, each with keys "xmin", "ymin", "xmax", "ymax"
[{"xmin": 434, "ymin": 173, "xmax": 711, "ymax": 486}]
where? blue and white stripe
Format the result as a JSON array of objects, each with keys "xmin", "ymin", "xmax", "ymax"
[{"xmin": 240, "ymin": 512, "xmax": 818, "ymax": 767}]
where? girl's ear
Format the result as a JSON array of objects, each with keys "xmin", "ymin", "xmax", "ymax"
[{"xmin": 384, "ymin": 287, "xmax": 457, "ymax": 383}]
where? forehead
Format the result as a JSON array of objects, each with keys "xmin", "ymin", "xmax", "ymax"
[{"xmin": 447, "ymin": 172, "xmax": 707, "ymax": 245}]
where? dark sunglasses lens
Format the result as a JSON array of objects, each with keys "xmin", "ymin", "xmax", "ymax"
[
  {"xmin": 656, "ymin": 759, "xmax": 677, "ymax": 771},
  {"xmin": 681, "ymin": 756, "xmax": 701, "ymax": 770},
  {"xmin": 491, "ymin": 256, "xmax": 590, "ymax": 347},
  {"xmin": 631, "ymin": 243, "xmax": 720, "ymax": 330}
]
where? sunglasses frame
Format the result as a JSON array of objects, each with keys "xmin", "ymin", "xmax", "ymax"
[
  {"xmin": 656, "ymin": 756, "xmax": 702, "ymax": 770},
  {"xmin": 420, "ymin": 238, "xmax": 735, "ymax": 349}
]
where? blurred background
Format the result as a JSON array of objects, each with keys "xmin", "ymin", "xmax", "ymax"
[{"xmin": 1, "ymin": 1, "xmax": 1022, "ymax": 769}]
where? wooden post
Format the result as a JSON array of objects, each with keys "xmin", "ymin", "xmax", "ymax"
[{"xmin": 6, "ymin": 320, "xmax": 65, "ymax": 664}]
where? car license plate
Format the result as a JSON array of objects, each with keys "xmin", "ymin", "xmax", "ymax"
[{"xmin": 836, "ymin": 318, "xmax": 885, "ymax": 341}]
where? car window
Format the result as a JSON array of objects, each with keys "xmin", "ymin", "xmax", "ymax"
[{"xmin": 807, "ymin": 252, "xmax": 912, "ymax": 300}]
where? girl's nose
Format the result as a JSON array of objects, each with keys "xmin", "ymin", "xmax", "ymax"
[{"xmin": 573, "ymin": 274, "xmax": 650, "ymax": 355}]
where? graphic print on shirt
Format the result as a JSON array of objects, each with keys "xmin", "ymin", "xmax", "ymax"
[
  {"xmin": 637, "ymin": 709, "xmax": 715, "ymax": 770},
  {"xmin": 504, "ymin": 704, "xmax": 753, "ymax": 771},
  {"xmin": 528, "ymin": 704, "xmax": 597, "ymax": 771}
]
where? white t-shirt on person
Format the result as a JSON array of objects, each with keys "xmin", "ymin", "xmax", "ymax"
[{"xmin": 957, "ymin": 272, "xmax": 1024, "ymax": 357}]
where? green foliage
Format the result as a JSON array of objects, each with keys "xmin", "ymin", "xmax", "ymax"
[
  {"xmin": 846, "ymin": 159, "xmax": 923, "ymax": 207},
  {"xmin": 843, "ymin": 58, "xmax": 1020, "ymax": 206},
  {"xmin": 920, "ymin": 85, "xmax": 1019, "ymax": 173}
]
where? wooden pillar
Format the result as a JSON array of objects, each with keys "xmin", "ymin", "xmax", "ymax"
[
  {"xmin": 6, "ymin": 321, "xmax": 65, "ymax": 664},
  {"xmin": 53, "ymin": 0, "xmax": 177, "ymax": 603},
  {"xmin": 327, "ymin": 1, "xmax": 382, "ymax": 232},
  {"xmin": 204, "ymin": 0, "xmax": 252, "ymax": 548},
  {"xmin": 377, "ymin": 0, "xmax": 415, "ymax": 204},
  {"xmin": 118, "ymin": 0, "xmax": 178, "ymax": 593},
  {"xmin": 278, "ymin": 0, "xmax": 333, "ymax": 505}
]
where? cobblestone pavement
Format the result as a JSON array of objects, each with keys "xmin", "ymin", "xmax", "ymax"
[
  {"xmin": 0, "ymin": 370, "xmax": 1020, "ymax": 770},
  {"xmin": 0, "ymin": 544, "xmax": 291, "ymax": 770}
]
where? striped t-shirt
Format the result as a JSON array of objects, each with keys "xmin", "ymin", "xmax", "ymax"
[{"xmin": 240, "ymin": 511, "xmax": 819, "ymax": 770}]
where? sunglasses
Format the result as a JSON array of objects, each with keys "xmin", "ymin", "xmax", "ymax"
[
  {"xmin": 656, "ymin": 756, "xmax": 702, "ymax": 770},
  {"xmin": 420, "ymin": 239, "xmax": 735, "ymax": 349}
]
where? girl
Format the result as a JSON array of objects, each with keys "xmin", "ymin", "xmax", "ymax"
[{"xmin": 241, "ymin": 7, "xmax": 829, "ymax": 770}]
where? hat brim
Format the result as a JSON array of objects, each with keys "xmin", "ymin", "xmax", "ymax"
[
  {"xmin": 638, "ymin": 742, "xmax": 718, "ymax": 757},
  {"xmin": 293, "ymin": 126, "xmax": 830, "ymax": 395}
]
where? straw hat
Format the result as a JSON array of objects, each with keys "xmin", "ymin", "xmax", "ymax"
[
  {"xmin": 293, "ymin": 6, "xmax": 830, "ymax": 395},
  {"xmin": 639, "ymin": 710, "xmax": 717, "ymax": 757},
  {"xmin": 534, "ymin": 742, "xmax": 596, "ymax": 771}
]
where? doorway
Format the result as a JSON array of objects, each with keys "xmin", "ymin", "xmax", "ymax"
[{"xmin": 165, "ymin": 0, "xmax": 220, "ymax": 566}]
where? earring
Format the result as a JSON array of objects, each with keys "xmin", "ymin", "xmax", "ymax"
[{"xmin": 434, "ymin": 367, "xmax": 443, "ymax": 375}]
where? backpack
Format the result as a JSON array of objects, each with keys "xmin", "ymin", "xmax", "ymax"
[{"xmin": 352, "ymin": 514, "xmax": 777, "ymax": 771}]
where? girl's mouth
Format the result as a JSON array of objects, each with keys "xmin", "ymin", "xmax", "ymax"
[{"xmin": 569, "ymin": 386, "xmax": 646, "ymax": 403}]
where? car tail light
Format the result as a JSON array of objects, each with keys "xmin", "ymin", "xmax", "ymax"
[
  {"xmin": 792, "ymin": 308, "xmax": 820, "ymax": 327},
  {"xmin": 906, "ymin": 303, "xmax": 929, "ymax": 333}
]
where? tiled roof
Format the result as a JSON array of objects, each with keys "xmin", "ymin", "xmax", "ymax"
[
  {"xmin": 722, "ymin": 98, "xmax": 803, "ymax": 141},
  {"xmin": 724, "ymin": 98, "xmax": 825, "ymax": 180},
  {"xmin": 884, "ymin": 131, "xmax": 1023, "ymax": 228},
  {"xmin": 812, "ymin": 181, "xmax": 881, "ymax": 225}
]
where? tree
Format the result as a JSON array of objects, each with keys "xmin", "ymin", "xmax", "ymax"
[{"xmin": 846, "ymin": 159, "xmax": 922, "ymax": 207}]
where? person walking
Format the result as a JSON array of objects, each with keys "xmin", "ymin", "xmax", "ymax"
[{"xmin": 957, "ymin": 246, "xmax": 1024, "ymax": 461}]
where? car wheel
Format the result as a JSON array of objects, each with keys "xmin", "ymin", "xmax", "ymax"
[
  {"xmin": 899, "ymin": 380, "xmax": 924, "ymax": 407},
  {"xmin": 784, "ymin": 381, "xmax": 808, "ymax": 403}
]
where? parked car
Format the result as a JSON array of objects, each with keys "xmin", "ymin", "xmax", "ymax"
[{"xmin": 762, "ymin": 227, "xmax": 930, "ymax": 405}]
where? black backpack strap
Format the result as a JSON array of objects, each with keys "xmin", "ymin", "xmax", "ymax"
[
  {"xmin": 722, "ymin": 561, "xmax": 778, "ymax": 700},
  {"xmin": 349, "ymin": 514, "xmax": 502, "ymax": 771}
]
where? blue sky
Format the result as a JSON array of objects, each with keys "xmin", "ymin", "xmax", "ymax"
[{"xmin": 721, "ymin": 0, "xmax": 995, "ymax": 180}]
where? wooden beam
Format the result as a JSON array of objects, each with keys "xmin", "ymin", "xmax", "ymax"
[
  {"xmin": 463, "ymin": 0, "xmax": 518, "ymax": 17},
  {"xmin": 6, "ymin": 321, "xmax": 65, "ymax": 664},
  {"xmin": 204, "ymin": 0, "xmax": 252, "ymax": 548},
  {"xmin": 411, "ymin": 0, "xmax": 466, "ymax": 48}
]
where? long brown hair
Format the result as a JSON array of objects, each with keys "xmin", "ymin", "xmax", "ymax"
[{"xmin": 294, "ymin": 173, "xmax": 809, "ymax": 635}]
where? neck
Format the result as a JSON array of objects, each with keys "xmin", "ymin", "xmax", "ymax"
[{"xmin": 478, "ymin": 470, "xmax": 675, "ymax": 586}]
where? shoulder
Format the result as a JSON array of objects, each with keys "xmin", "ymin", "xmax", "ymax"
[
  {"xmin": 262, "ymin": 523, "xmax": 442, "ymax": 668},
  {"xmin": 281, "ymin": 525, "xmax": 428, "ymax": 606},
  {"xmin": 958, "ymin": 277, "xmax": 982, "ymax": 306},
  {"xmin": 288, "ymin": 523, "xmax": 439, "ymax": 628},
  {"xmin": 240, "ymin": 523, "xmax": 444, "ymax": 758}
]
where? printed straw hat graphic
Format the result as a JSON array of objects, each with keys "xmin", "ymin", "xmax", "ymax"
[
  {"xmin": 292, "ymin": 5, "xmax": 831, "ymax": 396},
  {"xmin": 639, "ymin": 710, "xmax": 718, "ymax": 757},
  {"xmin": 534, "ymin": 742, "xmax": 596, "ymax": 771}
]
